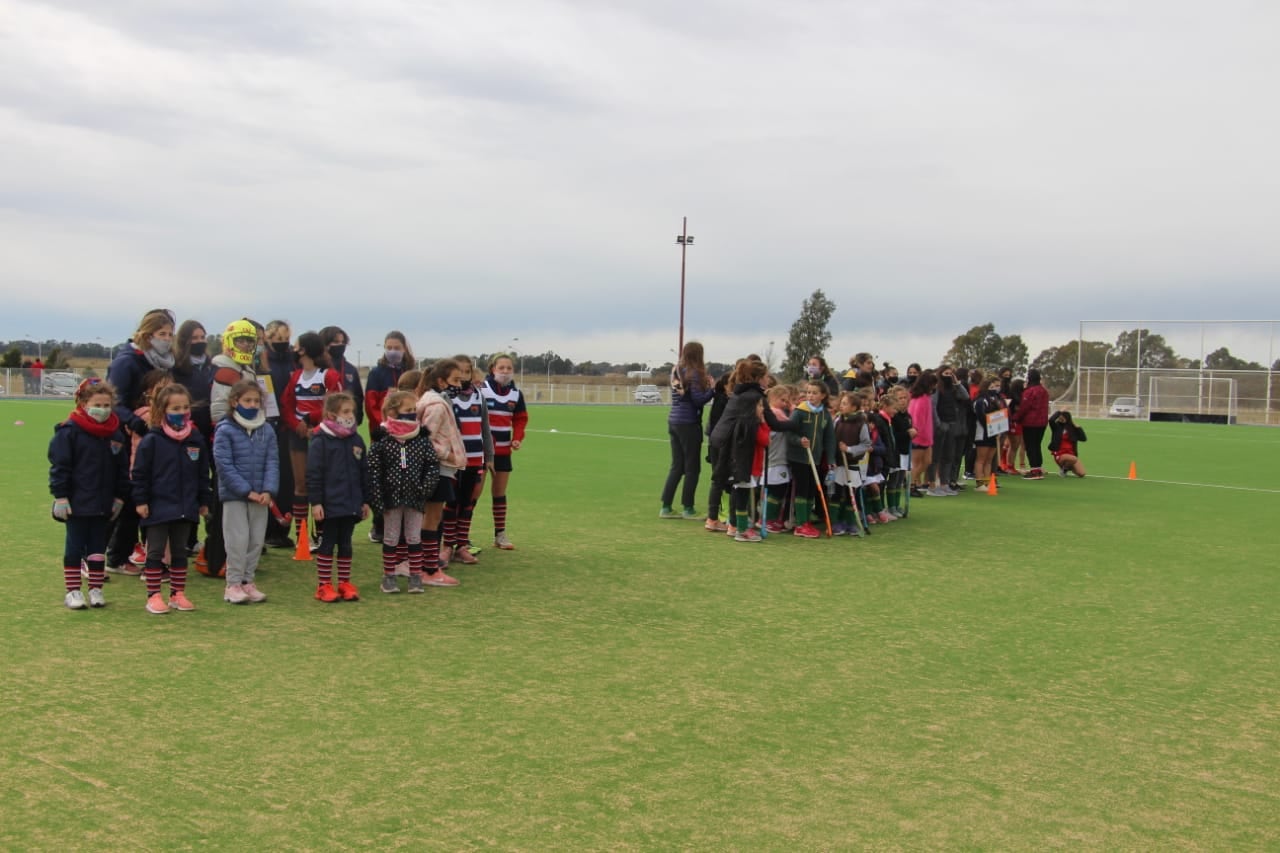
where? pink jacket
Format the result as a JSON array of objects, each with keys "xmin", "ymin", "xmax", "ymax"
[
  {"xmin": 417, "ymin": 390, "xmax": 467, "ymax": 473},
  {"xmin": 907, "ymin": 395, "xmax": 933, "ymax": 448}
]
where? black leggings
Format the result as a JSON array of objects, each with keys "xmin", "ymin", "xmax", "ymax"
[
  {"xmin": 661, "ymin": 422, "xmax": 704, "ymax": 509},
  {"xmin": 316, "ymin": 516, "xmax": 356, "ymax": 558},
  {"xmin": 1023, "ymin": 426, "xmax": 1046, "ymax": 470}
]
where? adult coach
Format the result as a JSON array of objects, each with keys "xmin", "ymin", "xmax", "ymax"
[
  {"xmin": 1015, "ymin": 368, "xmax": 1050, "ymax": 479},
  {"xmin": 659, "ymin": 341, "xmax": 715, "ymax": 519}
]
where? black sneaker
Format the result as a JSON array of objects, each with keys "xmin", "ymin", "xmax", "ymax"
[
  {"xmin": 406, "ymin": 574, "xmax": 425, "ymax": 594},
  {"xmin": 265, "ymin": 534, "xmax": 295, "ymax": 550},
  {"xmin": 380, "ymin": 575, "xmax": 401, "ymax": 594}
]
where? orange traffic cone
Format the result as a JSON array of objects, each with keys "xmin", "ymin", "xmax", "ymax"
[
  {"xmin": 1128, "ymin": 461, "xmax": 1138, "ymax": 480},
  {"xmin": 988, "ymin": 473, "xmax": 998, "ymax": 495},
  {"xmin": 293, "ymin": 512, "xmax": 312, "ymax": 561}
]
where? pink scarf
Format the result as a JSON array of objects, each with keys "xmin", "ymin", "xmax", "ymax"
[
  {"xmin": 384, "ymin": 419, "xmax": 420, "ymax": 441},
  {"xmin": 320, "ymin": 420, "xmax": 355, "ymax": 439},
  {"xmin": 162, "ymin": 419, "xmax": 193, "ymax": 441}
]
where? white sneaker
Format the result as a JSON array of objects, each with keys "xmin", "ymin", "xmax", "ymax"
[
  {"xmin": 88, "ymin": 588, "xmax": 106, "ymax": 608},
  {"xmin": 65, "ymin": 589, "xmax": 87, "ymax": 610},
  {"xmin": 223, "ymin": 584, "xmax": 249, "ymax": 604},
  {"xmin": 241, "ymin": 583, "xmax": 267, "ymax": 603}
]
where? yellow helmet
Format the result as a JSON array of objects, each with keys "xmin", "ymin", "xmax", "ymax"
[{"xmin": 223, "ymin": 320, "xmax": 258, "ymax": 365}]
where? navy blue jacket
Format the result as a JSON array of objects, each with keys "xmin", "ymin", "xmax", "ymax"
[
  {"xmin": 213, "ymin": 419, "xmax": 280, "ymax": 500},
  {"xmin": 667, "ymin": 366, "xmax": 715, "ymax": 427},
  {"xmin": 173, "ymin": 359, "xmax": 215, "ymax": 439},
  {"xmin": 131, "ymin": 429, "xmax": 213, "ymax": 527},
  {"xmin": 306, "ymin": 426, "xmax": 370, "ymax": 518},
  {"xmin": 106, "ymin": 347, "xmax": 153, "ymax": 432},
  {"xmin": 331, "ymin": 357, "xmax": 366, "ymax": 426},
  {"xmin": 47, "ymin": 420, "xmax": 131, "ymax": 516}
]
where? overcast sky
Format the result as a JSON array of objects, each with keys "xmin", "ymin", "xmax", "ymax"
[{"xmin": 3, "ymin": 0, "xmax": 1278, "ymax": 369}]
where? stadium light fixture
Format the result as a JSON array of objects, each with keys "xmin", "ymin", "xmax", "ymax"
[{"xmin": 675, "ymin": 218, "xmax": 694, "ymax": 355}]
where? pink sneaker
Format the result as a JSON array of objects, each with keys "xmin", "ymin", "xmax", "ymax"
[
  {"xmin": 425, "ymin": 571, "xmax": 460, "ymax": 587},
  {"xmin": 878, "ymin": 511, "xmax": 896, "ymax": 524},
  {"xmin": 169, "ymin": 590, "xmax": 196, "ymax": 611},
  {"xmin": 241, "ymin": 583, "xmax": 267, "ymax": 603},
  {"xmin": 145, "ymin": 593, "xmax": 169, "ymax": 614},
  {"xmin": 704, "ymin": 519, "xmax": 728, "ymax": 532},
  {"xmin": 794, "ymin": 523, "xmax": 820, "ymax": 539},
  {"xmin": 223, "ymin": 584, "xmax": 249, "ymax": 604}
]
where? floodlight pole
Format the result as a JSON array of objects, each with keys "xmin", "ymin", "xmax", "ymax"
[{"xmin": 676, "ymin": 218, "xmax": 693, "ymax": 356}]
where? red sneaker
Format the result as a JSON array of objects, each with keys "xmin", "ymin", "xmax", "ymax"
[
  {"xmin": 794, "ymin": 523, "xmax": 821, "ymax": 539},
  {"xmin": 315, "ymin": 583, "xmax": 340, "ymax": 603},
  {"xmin": 336, "ymin": 581, "xmax": 360, "ymax": 602}
]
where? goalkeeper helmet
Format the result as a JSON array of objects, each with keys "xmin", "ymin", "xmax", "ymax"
[{"xmin": 223, "ymin": 319, "xmax": 258, "ymax": 366}]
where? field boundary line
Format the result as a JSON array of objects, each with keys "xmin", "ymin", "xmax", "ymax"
[
  {"xmin": 529, "ymin": 428, "xmax": 666, "ymax": 443},
  {"xmin": 1091, "ymin": 475, "xmax": 1280, "ymax": 494}
]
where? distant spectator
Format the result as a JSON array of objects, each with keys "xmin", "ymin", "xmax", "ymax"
[
  {"xmin": 1048, "ymin": 410, "xmax": 1087, "ymax": 478},
  {"xmin": 1014, "ymin": 368, "xmax": 1050, "ymax": 479}
]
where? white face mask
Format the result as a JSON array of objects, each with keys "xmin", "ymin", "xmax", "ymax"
[
  {"xmin": 87, "ymin": 406, "xmax": 111, "ymax": 423},
  {"xmin": 336, "ymin": 415, "xmax": 356, "ymax": 430},
  {"xmin": 493, "ymin": 371, "xmax": 514, "ymax": 387}
]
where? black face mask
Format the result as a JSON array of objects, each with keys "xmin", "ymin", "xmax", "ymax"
[
  {"xmin": 189, "ymin": 341, "xmax": 208, "ymax": 358},
  {"xmin": 329, "ymin": 344, "xmax": 347, "ymax": 361},
  {"xmin": 271, "ymin": 341, "xmax": 291, "ymax": 356},
  {"xmin": 444, "ymin": 384, "xmax": 461, "ymax": 398}
]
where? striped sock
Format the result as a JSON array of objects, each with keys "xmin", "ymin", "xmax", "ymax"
[
  {"xmin": 85, "ymin": 556, "xmax": 106, "ymax": 590},
  {"xmin": 407, "ymin": 543, "xmax": 424, "ymax": 576},
  {"xmin": 62, "ymin": 565, "xmax": 81, "ymax": 593},
  {"xmin": 315, "ymin": 555, "xmax": 333, "ymax": 587},
  {"xmin": 337, "ymin": 557, "xmax": 352, "ymax": 585},
  {"xmin": 381, "ymin": 544, "xmax": 397, "ymax": 575},
  {"xmin": 442, "ymin": 514, "xmax": 459, "ymax": 549},
  {"xmin": 144, "ymin": 562, "xmax": 165, "ymax": 597},
  {"xmin": 457, "ymin": 503, "xmax": 475, "ymax": 546},
  {"xmin": 169, "ymin": 562, "xmax": 187, "ymax": 593},
  {"xmin": 493, "ymin": 495, "xmax": 508, "ymax": 535},
  {"xmin": 422, "ymin": 530, "xmax": 441, "ymax": 574},
  {"xmin": 293, "ymin": 502, "xmax": 308, "ymax": 541}
]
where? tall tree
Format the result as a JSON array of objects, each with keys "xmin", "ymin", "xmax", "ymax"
[
  {"xmin": 1111, "ymin": 329, "xmax": 1179, "ymax": 369},
  {"xmin": 1031, "ymin": 339, "xmax": 1110, "ymax": 394},
  {"xmin": 942, "ymin": 323, "xmax": 1030, "ymax": 373},
  {"xmin": 780, "ymin": 289, "xmax": 837, "ymax": 382},
  {"xmin": 1204, "ymin": 347, "xmax": 1263, "ymax": 370}
]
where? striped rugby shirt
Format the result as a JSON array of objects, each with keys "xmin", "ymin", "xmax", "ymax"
[{"xmin": 481, "ymin": 376, "xmax": 528, "ymax": 456}]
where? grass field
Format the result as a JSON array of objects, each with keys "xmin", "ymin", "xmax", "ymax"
[{"xmin": 2, "ymin": 400, "xmax": 1278, "ymax": 850}]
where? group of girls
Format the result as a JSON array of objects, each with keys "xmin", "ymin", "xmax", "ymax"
[
  {"xmin": 659, "ymin": 346, "xmax": 1087, "ymax": 545},
  {"xmin": 50, "ymin": 307, "xmax": 528, "ymax": 611}
]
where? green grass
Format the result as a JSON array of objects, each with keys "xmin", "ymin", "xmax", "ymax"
[{"xmin": 2, "ymin": 400, "xmax": 1278, "ymax": 849}]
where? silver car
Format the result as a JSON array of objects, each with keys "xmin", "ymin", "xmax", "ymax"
[
  {"xmin": 1109, "ymin": 396, "xmax": 1142, "ymax": 418},
  {"xmin": 634, "ymin": 384, "xmax": 662, "ymax": 404},
  {"xmin": 41, "ymin": 372, "xmax": 81, "ymax": 396}
]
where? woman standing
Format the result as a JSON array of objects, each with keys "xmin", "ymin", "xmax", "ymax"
[{"xmin": 659, "ymin": 341, "xmax": 715, "ymax": 519}]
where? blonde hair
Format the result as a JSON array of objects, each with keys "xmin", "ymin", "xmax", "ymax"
[
  {"xmin": 323, "ymin": 391, "xmax": 355, "ymax": 419},
  {"xmin": 382, "ymin": 390, "xmax": 417, "ymax": 418},
  {"xmin": 148, "ymin": 384, "xmax": 191, "ymax": 427},
  {"xmin": 134, "ymin": 310, "xmax": 175, "ymax": 350}
]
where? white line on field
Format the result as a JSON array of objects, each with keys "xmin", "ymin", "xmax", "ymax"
[
  {"xmin": 1089, "ymin": 475, "xmax": 1280, "ymax": 494},
  {"xmin": 529, "ymin": 429, "xmax": 666, "ymax": 443}
]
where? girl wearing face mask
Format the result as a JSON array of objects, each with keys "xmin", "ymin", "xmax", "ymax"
[
  {"xmin": 107, "ymin": 309, "xmax": 177, "ymax": 436},
  {"xmin": 281, "ymin": 332, "xmax": 341, "ymax": 547},
  {"xmin": 48, "ymin": 379, "xmax": 131, "ymax": 609},
  {"xmin": 805, "ymin": 356, "xmax": 840, "ymax": 401},
  {"xmin": 132, "ymin": 384, "xmax": 212, "ymax": 614},
  {"xmin": 319, "ymin": 325, "xmax": 364, "ymax": 427},
  {"xmin": 480, "ymin": 354, "xmax": 528, "ymax": 550},
  {"xmin": 362, "ymin": 332, "xmax": 416, "ymax": 545},
  {"xmin": 368, "ymin": 391, "xmax": 440, "ymax": 594},
  {"xmin": 172, "ymin": 320, "xmax": 213, "ymax": 438},
  {"xmin": 442, "ymin": 354, "xmax": 493, "ymax": 566},
  {"xmin": 415, "ymin": 360, "xmax": 468, "ymax": 586},
  {"xmin": 213, "ymin": 381, "xmax": 279, "ymax": 604},
  {"xmin": 306, "ymin": 392, "xmax": 370, "ymax": 603}
]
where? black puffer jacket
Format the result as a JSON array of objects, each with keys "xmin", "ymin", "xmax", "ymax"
[
  {"xmin": 306, "ymin": 426, "xmax": 370, "ymax": 518},
  {"xmin": 367, "ymin": 431, "xmax": 439, "ymax": 515}
]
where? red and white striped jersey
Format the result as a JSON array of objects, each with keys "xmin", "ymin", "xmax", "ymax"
[
  {"xmin": 481, "ymin": 377, "xmax": 527, "ymax": 456},
  {"xmin": 452, "ymin": 389, "xmax": 486, "ymax": 468}
]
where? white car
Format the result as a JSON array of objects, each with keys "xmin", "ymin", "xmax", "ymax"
[
  {"xmin": 1109, "ymin": 396, "xmax": 1142, "ymax": 418},
  {"xmin": 41, "ymin": 372, "xmax": 81, "ymax": 396},
  {"xmin": 634, "ymin": 385, "xmax": 662, "ymax": 404}
]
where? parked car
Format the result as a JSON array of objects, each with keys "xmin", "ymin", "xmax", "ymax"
[
  {"xmin": 1109, "ymin": 396, "xmax": 1142, "ymax": 418},
  {"xmin": 41, "ymin": 372, "xmax": 81, "ymax": 396},
  {"xmin": 634, "ymin": 384, "xmax": 662, "ymax": 404}
]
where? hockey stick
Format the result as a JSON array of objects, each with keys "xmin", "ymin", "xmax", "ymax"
[{"xmin": 806, "ymin": 445, "xmax": 833, "ymax": 538}]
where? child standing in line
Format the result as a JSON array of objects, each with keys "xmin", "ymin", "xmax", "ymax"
[
  {"xmin": 972, "ymin": 377, "xmax": 1008, "ymax": 490},
  {"xmin": 363, "ymin": 331, "xmax": 415, "ymax": 544},
  {"xmin": 108, "ymin": 368, "xmax": 170, "ymax": 574},
  {"xmin": 416, "ymin": 360, "xmax": 468, "ymax": 587},
  {"xmin": 213, "ymin": 380, "xmax": 279, "ymax": 604},
  {"xmin": 444, "ymin": 355, "xmax": 492, "ymax": 566},
  {"xmin": 907, "ymin": 371, "xmax": 937, "ymax": 496},
  {"xmin": 872, "ymin": 386, "xmax": 908, "ymax": 518},
  {"xmin": 368, "ymin": 391, "xmax": 440, "ymax": 594},
  {"xmin": 831, "ymin": 392, "xmax": 872, "ymax": 534},
  {"xmin": 758, "ymin": 385, "xmax": 794, "ymax": 534},
  {"xmin": 306, "ymin": 392, "xmax": 370, "ymax": 602},
  {"xmin": 132, "ymin": 384, "xmax": 212, "ymax": 614},
  {"xmin": 282, "ymin": 332, "xmax": 342, "ymax": 547},
  {"xmin": 858, "ymin": 389, "xmax": 895, "ymax": 524},
  {"xmin": 480, "ymin": 354, "xmax": 527, "ymax": 551},
  {"xmin": 786, "ymin": 381, "xmax": 836, "ymax": 539},
  {"xmin": 48, "ymin": 379, "xmax": 131, "ymax": 609}
]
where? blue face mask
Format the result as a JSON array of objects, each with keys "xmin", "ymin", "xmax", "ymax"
[
  {"xmin": 166, "ymin": 412, "xmax": 188, "ymax": 429},
  {"xmin": 236, "ymin": 405, "xmax": 260, "ymax": 420}
]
